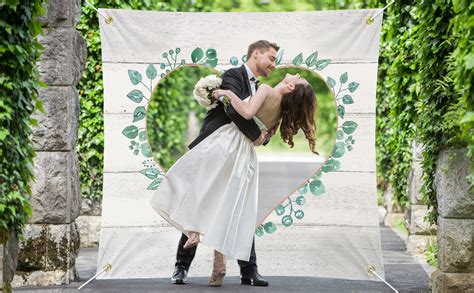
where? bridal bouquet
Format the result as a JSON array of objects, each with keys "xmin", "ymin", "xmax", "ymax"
[{"xmin": 193, "ymin": 75, "xmax": 229, "ymax": 110}]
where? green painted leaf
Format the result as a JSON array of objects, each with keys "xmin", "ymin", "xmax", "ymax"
[
  {"xmin": 146, "ymin": 64, "xmax": 157, "ymax": 79},
  {"xmin": 339, "ymin": 72, "xmax": 348, "ymax": 84},
  {"xmin": 263, "ymin": 222, "xmax": 277, "ymax": 233},
  {"xmin": 313, "ymin": 171, "xmax": 322, "ymax": 180},
  {"xmin": 292, "ymin": 53, "xmax": 303, "ymax": 66},
  {"xmin": 315, "ymin": 59, "xmax": 330, "ymax": 70},
  {"xmin": 322, "ymin": 159, "xmax": 341, "ymax": 172},
  {"xmin": 241, "ymin": 55, "xmax": 247, "ymax": 63},
  {"xmin": 337, "ymin": 105, "xmax": 345, "ymax": 119},
  {"xmin": 332, "ymin": 141, "xmax": 346, "ymax": 158},
  {"xmin": 128, "ymin": 70, "xmax": 142, "ymax": 85},
  {"xmin": 206, "ymin": 48, "xmax": 217, "ymax": 59},
  {"xmin": 147, "ymin": 178, "xmax": 162, "ymax": 190},
  {"xmin": 275, "ymin": 204, "xmax": 285, "ymax": 216},
  {"xmin": 309, "ymin": 179, "xmax": 325, "ymax": 195},
  {"xmin": 140, "ymin": 142, "xmax": 153, "ymax": 158},
  {"xmin": 175, "ymin": 47, "xmax": 181, "ymax": 54},
  {"xmin": 298, "ymin": 184, "xmax": 308, "ymax": 195},
  {"xmin": 305, "ymin": 51, "xmax": 318, "ymax": 67},
  {"xmin": 295, "ymin": 210, "xmax": 304, "ymax": 219},
  {"xmin": 255, "ymin": 226, "xmax": 264, "ymax": 237},
  {"xmin": 139, "ymin": 130, "xmax": 147, "ymax": 141},
  {"xmin": 133, "ymin": 106, "xmax": 146, "ymax": 122},
  {"xmin": 205, "ymin": 58, "xmax": 218, "ymax": 68},
  {"xmin": 342, "ymin": 95, "xmax": 354, "ymax": 104},
  {"xmin": 348, "ymin": 145, "xmax": 353, "ymax": 151},
  {"xmin": 191, "ymin": 47, "xmax": 204, "ymax": 63},
  {"xmin": 296, "ymin": 196, "xmax": 306, "ymax": 205},
  {"xmin": 342, "ymin": 121, "xmax": 358, "ymax": 134},
  {"xmin": 140, "ymin": 168, "xmax": 159, "ymax": 179},
  {"xmin": 336, "ymin": 129, "xmax": 344, "ymax": 140},
  {"xmin": 348, "ymin": 82, "xmax": 359, "ymax": 92},
  {"xmin": 230, "ymin": 56, "xmax": 238, "ymax": 66},
  {"xmin": 275, "ymin": 49, "xmax": 284, "ymax": 65},
  {"xmin": 122, "ymin": 125, "xmax": 138, "ymax": 139},
  {"xmin": 282, "ymin": 215, "xmax": 293, "ymax": 227},
  {"xmin": 327, "ymin": 76, "xmax": 336, "ymax": 88},
  {"xmin": 127, "ymin": 89, "xmax": 144, "ymax": 103}
]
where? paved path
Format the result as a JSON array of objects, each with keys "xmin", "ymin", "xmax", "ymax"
[{"xmin": 16, "ymin": 224, "xmax": 430, "ymax": 292}]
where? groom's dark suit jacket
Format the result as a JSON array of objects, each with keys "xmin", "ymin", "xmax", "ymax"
[{"xmin": 188, "ymin": 65, "xmax": 262, "ymax": 149}]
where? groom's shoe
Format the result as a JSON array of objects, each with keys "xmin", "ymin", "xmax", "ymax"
[
  {"xmin": 171, "ymin": 265, "xmax": 187, "ymax": 284},
  {"xmin": 240, "ymin": 271, "xmax": 269, "ymax": 286}
]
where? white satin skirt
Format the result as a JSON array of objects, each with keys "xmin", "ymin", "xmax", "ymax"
[{"xmin": 150, "ymin": 122, "xmax": 258, "ymax": 261}]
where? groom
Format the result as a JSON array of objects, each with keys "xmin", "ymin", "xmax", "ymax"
[{"xmin": 171, "ymin": 40, "xmax": 279, "ymax": 286}]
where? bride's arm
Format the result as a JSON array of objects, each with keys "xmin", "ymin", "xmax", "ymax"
[{"xmin": 213, "ymin": 85, "xmax": 270, "ymax": 120}]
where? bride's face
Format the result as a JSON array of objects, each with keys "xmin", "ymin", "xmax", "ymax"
[{"xmin": 284, "ymin": 73, "xmax": 309, "ymax": 86}]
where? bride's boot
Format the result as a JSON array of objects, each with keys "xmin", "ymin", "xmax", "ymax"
[
  {"xmin": 183, "ymin": 231, "xmax": 200, "ymax": 249},
  {"xmin": 208, "ymin": 250, "xmax": 226, "ymax": 287}
]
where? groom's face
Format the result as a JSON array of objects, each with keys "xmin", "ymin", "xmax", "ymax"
[{"xmin": 254, "ymin": 47, "xmax": 277, "ymax": 78}]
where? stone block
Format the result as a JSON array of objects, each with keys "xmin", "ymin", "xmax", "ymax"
[
  {"xmin": 30, "ymin": 151, "xmax": 80, "ymax": 224},
  {"xmin": 38, "ymin": 28, "xmax": 86, "ymax": 86},
  {"xmin": 32, "ymin": 86, "xmax": 79, "ymax": 151},
  {"xmin": 76, "ymin": 215, "xmax": 101, "ymax": 247},
  {"xmin": 430, "ymin": 270, "xmax": 474, "ymax": 293},
  {"xmin": 14, "ymin": 223, "xmax": 80, "ymax": 286},
  {"xmin": 80, "ymin": 198, "xmax": 102, "ymax": 216},
  {"xmin": 39, "ymin": 0, "xmax": 82, "ymax": 28},
  {"xmin": 437, "ymin": 217, "xmax": 474, "ymax": 272},
  {"xmin": 407, "ymin": 160, "xmax": 424, "ymax": 204},
  {"xmin": 383, "ymin": 185, "xmax": 403, "ymax": 213},
  {"xmin": 435, "ymin": 148, "xmax": 474, "ymax": 219},
  {"xmin": 404, "ymin": 204, "xmax": 435, "ymax": 235}
]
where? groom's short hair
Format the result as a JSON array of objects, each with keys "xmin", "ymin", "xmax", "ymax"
[{"xmin": 247, "ymin": 40, "xmax": 280, "ymax": 59}]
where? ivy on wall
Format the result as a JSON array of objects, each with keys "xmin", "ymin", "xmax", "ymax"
[{"xmin": 0, "ymin": 1, "xmax": 44, "ymax": 241}]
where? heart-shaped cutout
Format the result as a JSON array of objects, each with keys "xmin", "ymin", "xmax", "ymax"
[{"xmin": 146, "ymin": 65, "xmax": 337, "ymax": 232}]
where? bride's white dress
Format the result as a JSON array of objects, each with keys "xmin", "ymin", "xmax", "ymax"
[{"xmin": 150, "ymin": 100, "xmax": 268, "ymax": 261}]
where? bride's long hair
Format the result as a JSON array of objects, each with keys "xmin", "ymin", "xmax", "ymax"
[{"xmin": 279, "ymin": 83, "xmax": 318, "ymax": 155}]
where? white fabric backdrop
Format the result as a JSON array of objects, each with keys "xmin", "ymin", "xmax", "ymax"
[{"xmin": 97, "ymin": 9, "xmax": 384, "ymax": 281}]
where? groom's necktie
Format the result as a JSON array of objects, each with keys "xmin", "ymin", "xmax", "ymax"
[{"xmin": 250, "ymin": 77, "xmax": 260, "ymax": 91}]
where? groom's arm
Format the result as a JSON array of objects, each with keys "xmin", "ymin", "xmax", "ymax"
[{"xmin": 220, "ymin": 71, "xmax": 262, "ymax": 142}]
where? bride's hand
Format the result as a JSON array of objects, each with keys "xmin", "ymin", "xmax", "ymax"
[{"xmin": 212, "ymin": 89, "xmax": 227, "ymax": 99}]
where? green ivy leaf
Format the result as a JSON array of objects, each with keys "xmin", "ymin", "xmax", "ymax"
[
  {"xmin": 298, "ymin": 184, "xmax": 308, "ymax": 195},
  {"xmin": 275, "ymin": 49, "xmax": 284, "ymax": 65},
  {"xmin": 127, "ymin": 89, "xmax": 144, "ymax": 103},
  {"xmin": 342, "ymin": 95, "xmax": 354, "ymax": 104},
  {"xmin": 327, "ymin": 76, "xmax": 336, "ymax": 88},
  {"xmin": 295, "ymin": 210, "xmax": 304, "ymax": 219},
  {"xmin": 147, "ymin": 178, "xmax": 162, "ymax": 190},
  {"xmin": 128, "ymin": 70, "xmax": 142, "ymax": 85},
  {"xmin": 140, "ymin": 142, "xmax": 153, "ymax": 158},
  {"xmin": 205, "ymin": 58, "xmax": 218, "ymax": 68},
  {"xmin": 255, "ymin": 226, "xmax": 264, "ymax": 237},
  {"xmin": 315, "ymin": 59, "xmax": 330, "ymax": 70},
  {"xmin": 206, "ymin": 48, "xmax": 217, "ymax": 59},
  {"xmin": 263, "ymin": 222, "xmax": 277, "ymax": 233},
  {"xmin": 275, "ymin": 204, "xmax": 285, "ymax": 216},
  {"xmin": 336, "ymin": 130, "xmax": 344, "ymax": 140},
  {"xmin": 122, "ymin": 125, "xmax": 138, "ymax": 139},
  {"xmin": 146, "ymin": 64, "xmax": 157, "ymax": 79},
  {"xmin": 230, "ymin": 56, "xmax": 238, "ymax": 66},
  {"xmin": 337, "ymin": 105, "xmax": 345, "ymax": 119},
  {"xmin": 295, "ymin": 196, "xmax": 306, "ymax": 205},
  {"xmin": 191, "ymin": 47, "xmax": 204, "ymax": 63},
  {"xmin": 348, "ymin": 82, "xmax": 359, "ymax": 92},
  {"xmin": 342, "ymin": 121, "xmax": 358, "ymax": 134},
  {"xmin": 332, "ymin": 141, "xmax": 346, "ymax": 158},
  {"xmin": 339, "ymin": 72, "xmax": 348, "ymax": 84},
  {"xmin": 139, "ymin": 130, "xmax": 147, "ymax": 141},
  {"xmin": 292, "ymin": 53, "xmax": 303, "ymax": 66},
  {"xmin": 305, "ymin": 51, "xmax": 318, "ymax": 67},
  {"xmin": 309, "ymin": 179, "xmax": 325, "ymax": 195},
  {"xmin": 140, "ymin": 168, "xmax": 159, "ymax": 179},
  {"xmin": 282, "ymin": 215, "xmax": 293, "ymax": 227},
  {"xmin": 133, "ymin": 106, "xmax": 146, "ymax": 122},
  {"xmin": 322, "ymin": 159, "xmax": 340, "ymax": 172}
]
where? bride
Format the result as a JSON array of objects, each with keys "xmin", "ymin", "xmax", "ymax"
[{"xmin": 150, "ymin": 72, "xmax": 318, "ymax": 286}]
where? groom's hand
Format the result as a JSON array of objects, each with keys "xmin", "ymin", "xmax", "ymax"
[{"xmin": 253, "ymin": 131, "xmax": 268, "ymax": 146}]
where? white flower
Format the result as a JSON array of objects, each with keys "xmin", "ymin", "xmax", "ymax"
[{"xmin": 193, "ymin": 75, "xmax": 222, "ymax": 110}]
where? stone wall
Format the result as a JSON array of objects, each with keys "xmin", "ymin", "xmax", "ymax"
[
  {"xmin": 404, "ymin": 141, "xmax": 436, "ymax": 259},
  {"xmin": 12, "ymin": 0, "xmax": 86, "ymax": 287},
  {"xmin": 430, "ymin": 148, "xmax": 474, "ymax": 292}
]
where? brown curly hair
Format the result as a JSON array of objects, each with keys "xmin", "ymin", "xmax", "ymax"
[{"xmin": 279, "ymin": 83, "xmax": 318, "ymax": 155}]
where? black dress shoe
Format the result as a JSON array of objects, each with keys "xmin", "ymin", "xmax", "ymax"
[
  {"xmin": 171, "ymin": 265, "xmax": 188, "ymax": 284},
  {"xmin": 240, "ymin": 271, "xmax": 269, "ymax": 286}
]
